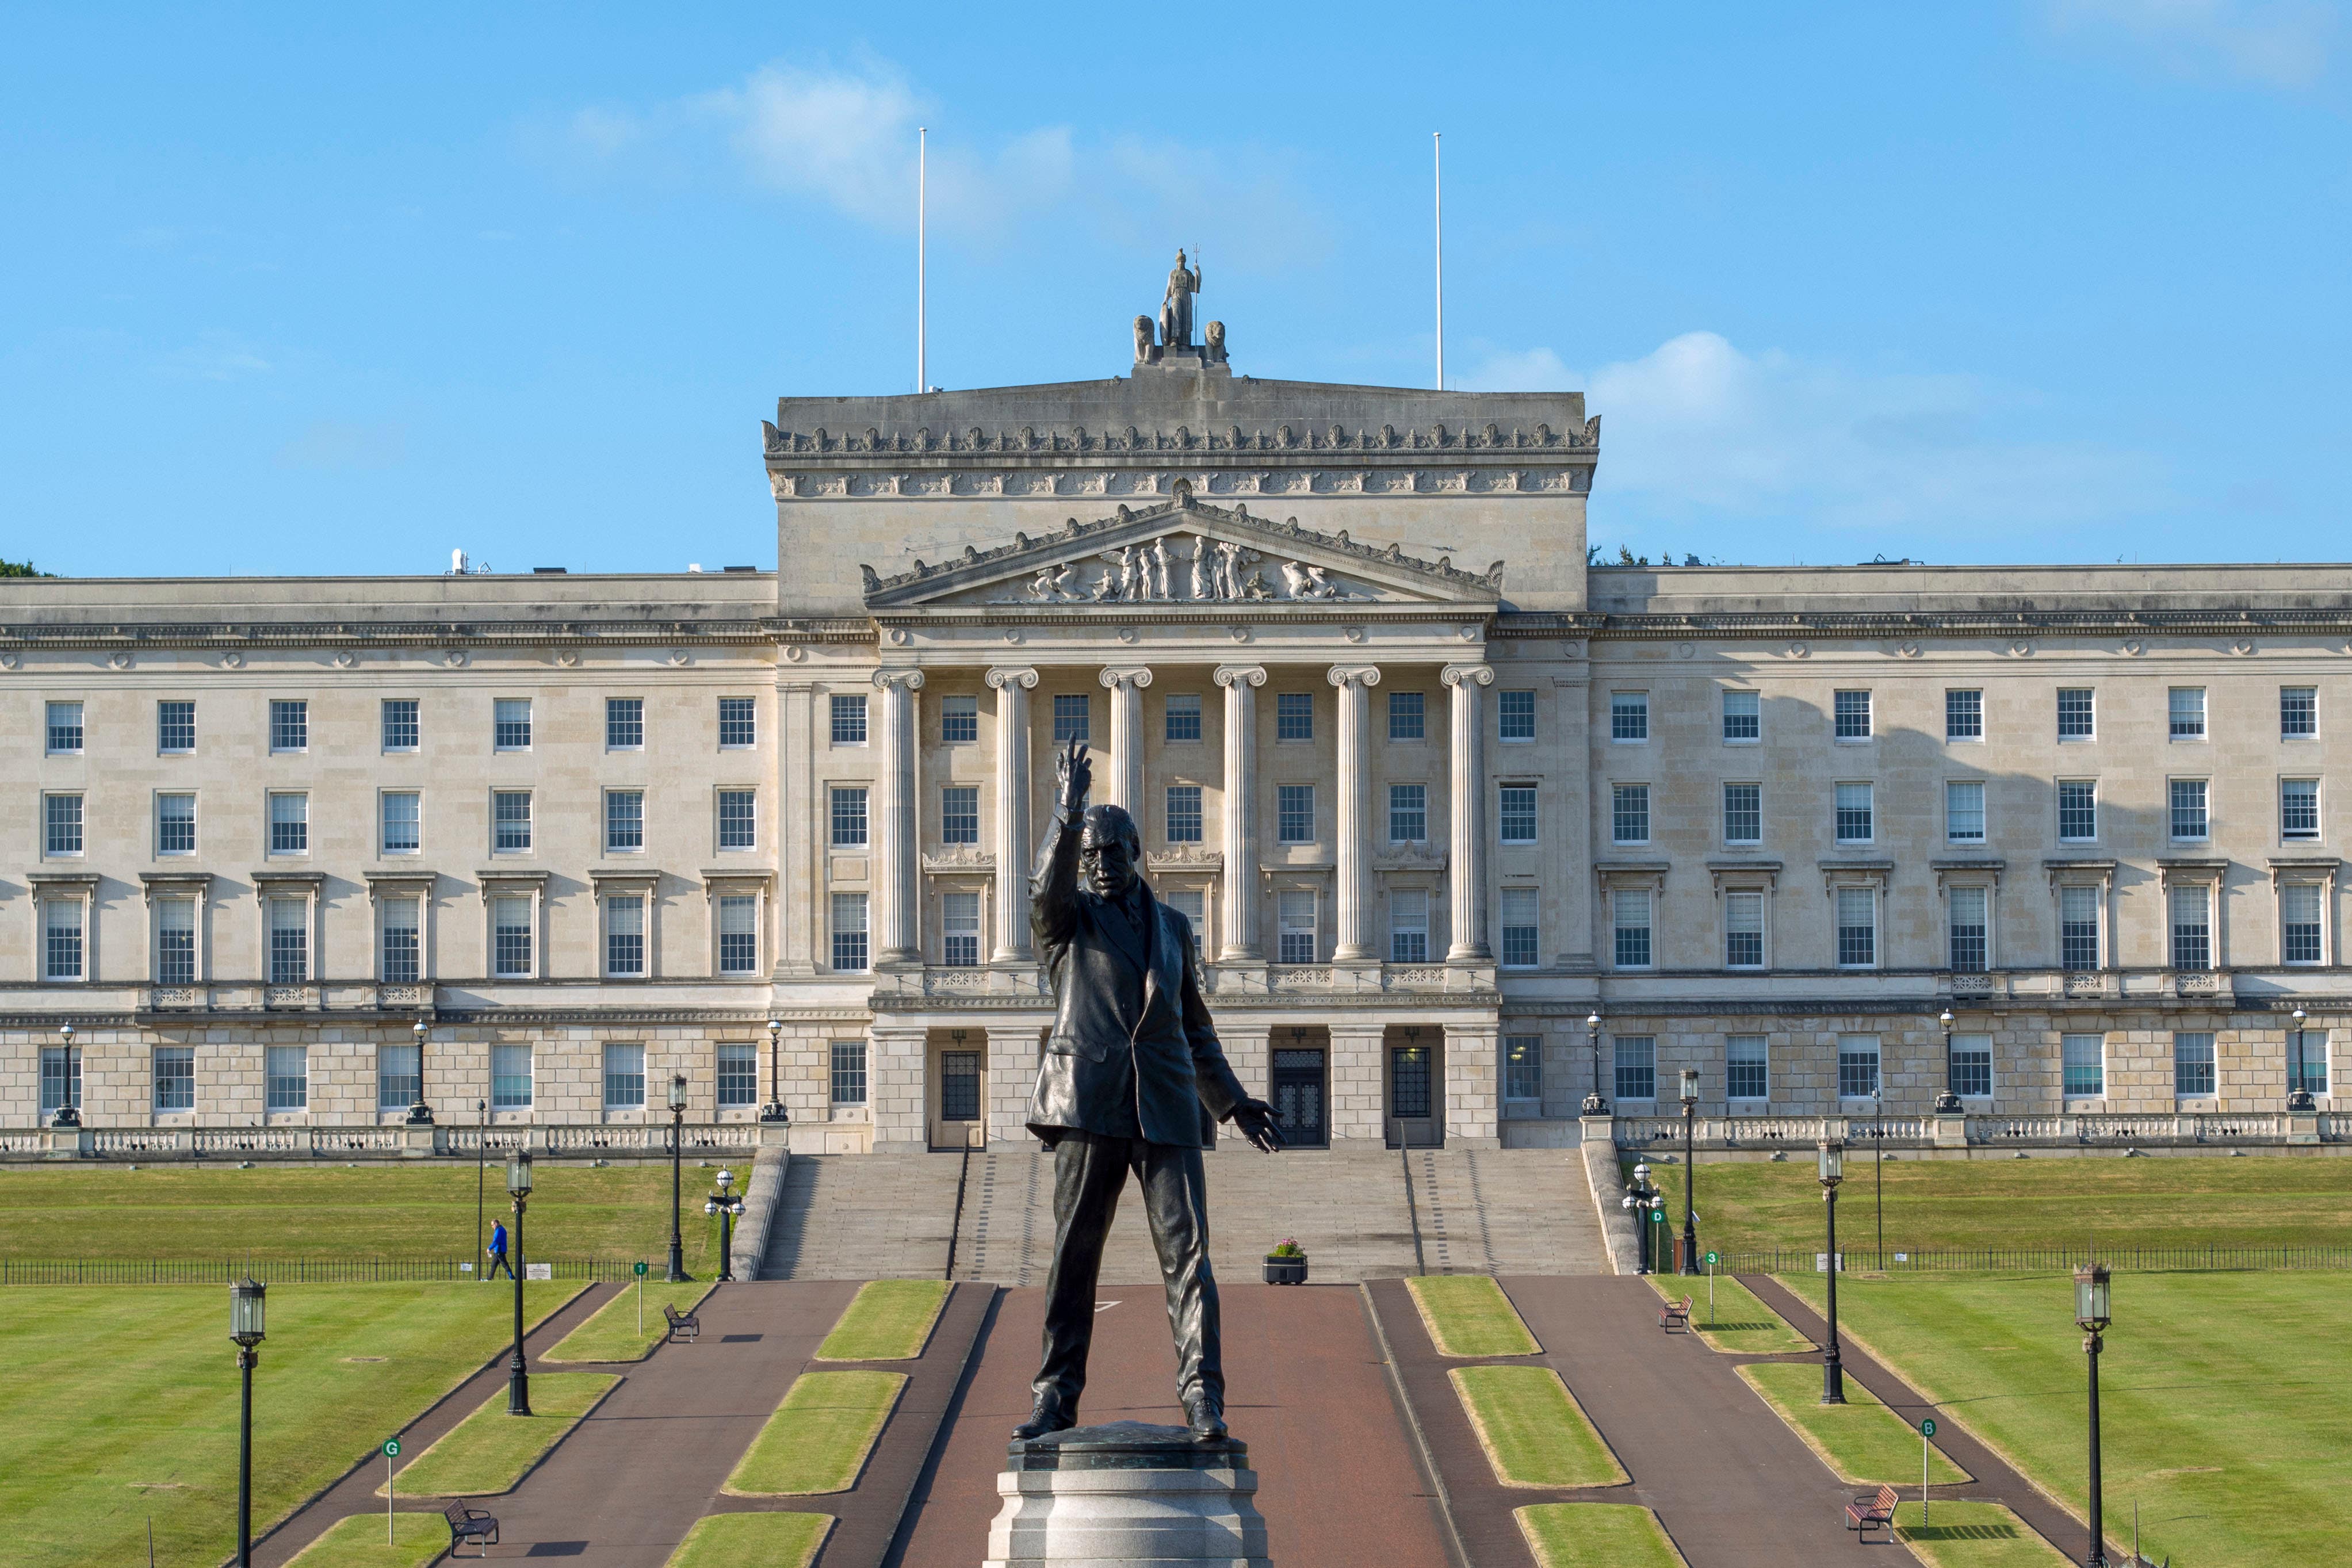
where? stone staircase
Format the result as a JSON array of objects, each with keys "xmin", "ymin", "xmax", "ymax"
[
  {"xmin": 758, "ymin": 1152, "xmax": 965, "ymax": 1280},
  {"xmin": 1404, "ymin": 1148, "xmax": 1611, "ymax": 1276}
]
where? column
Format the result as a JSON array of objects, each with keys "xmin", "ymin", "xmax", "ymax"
[
  {"xmin": 1100, "ymin": 667, "xmax": 1153, "ymax": 811},
  {"xmin": 1328, "ymin": 664, "xmax": 1382, "ymax": 963},
  {"xmin": 1327, "ymin": 1022, "xmax": 1389, "ymax": 1145},
  {"xmin": 1442, "ymin": 664, "xmax": 1494, "ymax": 962},
  {"xmin": 1214, "ymin": 665, "xmax": 1267, "ymax": 962},
  {"xmin": 1444, "ymin": 1020, "xmax": 1501, "ymax": 1149},
  {"xmin": 985, "ymin": 1023, "xmax": 1043, "ymax": 1148},
  {"xmin": 873, "ymin": 670, "xmax": 924, "ymax": 967},
  {"xmin": 985, "ymin": 667, "xmax": 1038, "ymax": 963}
]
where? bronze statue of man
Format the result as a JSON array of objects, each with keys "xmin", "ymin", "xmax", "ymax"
[{"xmin": 1014, "ymin": 736, "xmax": 1282, "ymax": 1443}]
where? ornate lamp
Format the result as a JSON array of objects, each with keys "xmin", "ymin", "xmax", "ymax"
[
  {"xmin": 406, "ymin": 1017, "xmax": 435, "ymax": 1126},
  {"xmin": 1933, "ymin": 1007, "xmax": 1963, "ymax": 1113},
  {"xmin": 2075, "ymin": 1261, "xmax": 2112, "ymax": 1565},
  {"xmin": 1582, "ymin": 1012, "xmax": 1608, "ymax": 1116},
  {"xmin": 1818, "ymin": 1140, "xmax": 1846, "ymax": 1403}
]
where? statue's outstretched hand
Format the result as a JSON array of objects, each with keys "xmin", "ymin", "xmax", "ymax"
[
  {"xmin": 1232, "ymin": 1098, "xmax": 1286, "ymax": 1153},
  {"xmin": 1055, "ymin": 736, "xmax": 1091, "ymax": 814}
]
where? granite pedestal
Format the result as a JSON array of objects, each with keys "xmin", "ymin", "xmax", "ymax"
[{"xmin": 984, "ymin": 1420, "xmax": 1272, "ymax": 1567}]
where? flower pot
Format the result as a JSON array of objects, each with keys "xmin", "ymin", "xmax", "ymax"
[{"xmin": 1263, "ymin": 1253, "xmax": 1309, "ymax": 1286}]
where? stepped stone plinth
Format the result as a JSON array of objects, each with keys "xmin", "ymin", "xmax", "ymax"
[{"xmin": 984, "ymin": 1420, "xmax": 1272, "ymax": 1567}]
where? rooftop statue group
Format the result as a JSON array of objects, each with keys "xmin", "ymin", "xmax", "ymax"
[{"xmin": 1134, "ymin": 249, "xmax": 1225, "ymax": 362}]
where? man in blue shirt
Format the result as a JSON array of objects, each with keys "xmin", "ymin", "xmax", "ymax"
[{"xmin": 487, "ymin": 1218, "xmax": 514, "ymax": 1280}]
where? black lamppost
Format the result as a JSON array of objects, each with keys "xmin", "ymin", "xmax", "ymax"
[
  {"xmin": 705, "ymin": 1167, "xmax": 745, "ymax": 1282},
  {"xmin": 1678, "ymin": 1066, "xmax": 1701, "ymax": 1275},
  {"xmin": 1582, "ymin": 1012, "xmax": 1608, "ymax": 1115},
  {"xmin": 1620, "ymin": 1161, "xmax": 1659, "ymax": 1273},
  {"xmin": 229, "ymin": 1277, "xmax": 266, "ymax": 1567},
  {"xmin": 1818, "ymin": 1139, "xmax": 1846, "ymax": 1404},
  {"xmin": 52, "ymin": 1020, "xmax": 79, "ymax": 1127},
  {"xmin": 666, "ymin": 1072, "xmax": 690, "ymax": 1283},
  {"xmin": 760, "ymin": 1018, "xmax": 790, "ymax": 1124},
  {"xmin": 2075, "ymin": 1261, "xmax": 2113, "ymax": 1567},
  {"xmin": 1873, "ymin": 1079, "xmax": 1886, "ymax": 1272},
  {"xmin": 474, "ymin": 1099, "xmax": 488, "ymax": 1283},
  {"xmin": 2288, "ymin": 1005, "xmax": 2316, "ymax": 1111},
  {"xmin": 405, "ymin": 1017, "xmax": 434, "ymax": 1126},
  {"xmin": 505, "ymin": 1150, "xmax": 533, "ymax": 1416},
  {"xmin": 1933, "ymin": 1006, "xmax": 1962, "ymax": 1113}
]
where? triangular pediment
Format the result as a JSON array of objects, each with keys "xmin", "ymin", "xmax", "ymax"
[{"xmin": 859, "ymin": 496, "xmax": 1504, "ymax": 609}]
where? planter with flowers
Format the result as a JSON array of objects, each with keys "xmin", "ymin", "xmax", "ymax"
[{"xmin": 1263, "ymin": 1237, "xmax": 1309, "ymax": 1286}]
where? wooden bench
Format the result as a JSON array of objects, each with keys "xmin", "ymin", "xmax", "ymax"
[
  {"xmin": 443, "ymin": 1501, "xmax": 499, "ymax": 1557},
  {"xmin": 1658, "ymin": 1295, "xmax": 1692, "ymax": 1332},
  {"xmin": 663, "ymin": 1299, "xmax": 701, "ymax": 1344},
  {"xmin": 1845, "ymin": 1483, "xmax": 1899, "ymax": 1542}
]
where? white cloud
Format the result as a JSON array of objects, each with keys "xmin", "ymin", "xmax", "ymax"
[{"xmin": 2045, "ymin": 0, "xmax": 2335, "ymax": 88}]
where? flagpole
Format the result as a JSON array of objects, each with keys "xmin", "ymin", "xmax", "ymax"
[
  {"xmin": 1433, "ymin": 131, "xmax": 1444, "ymax": 391},
  {"xmin": 917, "ymin": 127, "xmax": 927, "ymax": 395}
]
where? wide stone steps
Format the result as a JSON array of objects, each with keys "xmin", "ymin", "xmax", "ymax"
[
  {"xmin": 759, "ymin": 1152, "xmax": 964, "ymax": 1280},
  {"xmin": 1405, "ymin": 1148, "xmax": 1611, "ymax": 1276}
]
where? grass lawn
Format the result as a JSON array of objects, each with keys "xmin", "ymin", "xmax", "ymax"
[
  {"xmin": 1777, "ymin": 1271, "xmax": 2352, "ymax": 1565},
  {"xmin": 1449, "ymin": 1366, "xmax": 1627, "ymax": 1489},
  {"xmin": 0, "ymin": 1162, "xmax": 730, "ymax": 1271},
  {"xmin": 0, "ymin": 1282, "xmax": 575, "ymax": 1568},
  {"xmin": 545, "ymin": 1280, "xmax": 714, "ymax": 1363},
  {"xmin": 1643, "ymin": 1273, "xmax": 1811, "ymax": 1355},
  {"xmin": 724, "ymin": 1371, "xmax": 906, "ymax": 1496},
  {"xmin": 284, "ymin": 1512, "xmax": 452, "ymax": 1567},
  {"xmin": 665, "ymin": 1511, "xmax": 833, "ymax": 1567},
  {"xmin": 1737, "ymin": 1360, "xmax": 1969, "ymax": 1487},
  {"xmin": 817, "ymin": 1279, "xmax": 950, "ymax": 1360},
  {"xmin": 1894, "ymin": 1501, "xmax": 2070, "ymax": 1566},
  {"xmin": 1406, "ymin": 1275, "xmax": 1540, "ymax": 1357},
  {"xmin": 1632, "ymin": 1154, "xmax": 2352, "ymax": 1257},
  {"xmin": 1514, "ymin": 1503, "xmax": 1684, "ymax": 1567},
  {"xmin": 382, "ymin": 1372, "xmax": 619, "ymax": 1497}
]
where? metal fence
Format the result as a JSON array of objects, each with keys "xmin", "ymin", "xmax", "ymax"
[
  {"xmin": 1714, "ymin": 1244, "xmax": 2352, "ymax": 1275},
  {"xmin": 0, "ymin": 1257, "xmax": 651, "ymax": 1286}
]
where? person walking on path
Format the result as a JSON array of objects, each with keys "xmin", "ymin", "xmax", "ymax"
[{"xmin": 487, "ymin": 1217, "xmax": 515, "ymax": 1280}]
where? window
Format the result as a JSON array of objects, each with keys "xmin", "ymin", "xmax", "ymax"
[
  {"xmin": 269, "ymin": 897, "xmax": 308, "ymax": 984},
  {"xmin": 155, "ymin": 1046, "xmax": 196, "ymax": 1112},
  {"xmin": 159, "ymin": 793, "xmax": 197, "ymax": 855},
  {"xmin": 605, "ymin": 895, "xmax": 645, "ymax": 977},
  {"xmin": 1614, "ymin": 1035, "xmax": 1655, "ymax": 1102},
  {"xmin": 378, "ymin": 1044, "xmax": 420, "ymax": 1111},
  {"xmin": 381, "ymin": 896, "xmax": 420, "ymax": 983},
  {"xmin": 1504, "ymin": 1037, "xmax": 1543, "ymax": 1106},
  {"xmin": 1167, "ymin": 784, "xmax": 1204, "ymax": 844},
  {"xmin": 494, "ymin": 698, "xmax": 531, "ymax": 751},
  {"xmin": 1163, "ymin": 693, "xmax": 1200, "ymax": 743},
  {"xmin": 830, "ymin": 786, "xmax": 868, "ymax": 848},
  {"xmin": 942, "ymin": 694, "xmax": 978, "ymax": 744},
  {"xmin": 378, "ymin": 791, "xmax": 418, "ymax": 855},
  {"xmin": 2283, "ymin": 882, "xmax": 2324, "ymax": 965},
  {"xmin": 718, "ymin": 894, "xmax": 760, "ymax": 974},
  {"xmin": 382, "ymin": 698, "xmax": 419, "ymax": 751},
  {"xmin": 1278, "ymin": 891, "xmax": 1317, "ymax": 963},
  {"xmin": 1390, "ymin": 889, "xmax": 1429, "ymax": 962},
  {"xmin": 270, "ymin": 699, "xmax": 307, "ymax": 752},
  {"xmin": 717, "ymin": 789, "xmax": 757, "ymax": 850},
  {"xmin": 604, "ymin": 1043, "xmax": 646, "ymax": 1109},
  {"xmin": 1946, "ymin": 780, "xmax": 1986, "ymax": 844},
  {"xmin": 1945, "ymin": 689, "xmax": 1983, "ymax": 741},
  {"xmin": 156, "ymin": 897, "xmax": 196, "ymax": 985},
  {"xmin": 1052, "ymin": 693, "xmax": 1089, "ymax": 743},
  {"xmin": 2061, "ymin": 885, "xmax": 2101, "ymax": 970},
  {"xmin": 1727, "ymin": 1035, "xmax": 1768, "ymax": 1101},
  {"xmin": 1723, "ymin": 783, "xmax": 1761, "ymax": 845},
  {"xmin": 1837, "ymin": 1037, "xmax": 1880, "ymax": 1099},
  {"xmin": 2282, "ymin": 686, "xmax": 2318, "ymax": 739},
  {"xmin": 1276, "ymin": 691, "xmax": 1314, "ymax": 741},
  {"xmin": 1389, "ymin": 691, "xmax": 1425, "ymax": 741},
  {"xmin": 1278, "ymin": 785, "xmax": 1315, "ymax": 844},
  {"xmin": 2169, "ymin": 884, "xmax": 2212, "ymax": 970},
  {"xmin": 1500, "ymin": 888, "xmax": 1539, "ymax": 968},
  {"xmin": 2170, "ymin": 778, "xmax": 2208, "ymax": 840},
  {"xmin": 1498, "ymin": 689, "xmax": 1535, "ymax": 741},
  {"xmin": 1722, "ymin": 689, "xmax": 1760, "ymax": 742},
  {"xmin": 2063, "ymin": 1034, "xmax": 2105, "ymax": 1098},
  {"xmin": 718, "ymin": 696, "xmax": 757, "ymax": 748},
  {"xmin": 2282, "ymin": 779, "xmax": 2320, "ymax": 841},
  {"xmin": 492, "ymin": 1043, "xmax": 533, "ymax": 1110},
  {"xmin": 2057, "ymin": 688, "xmax": 2094, "ymax": 740},
  {"xmin": 39, "ymin": 1046, "xmax": 80, "ymax": 1115},
  {"xmin": 1725, "ymin": 890, "xmax": 1765, "ymax": 967},
  {"xmin": 2174, "ymin": 1032, "xmax": 2217, "ymax": 1097},
  {"xmin": 44, "ymin": 900, "xmax": 84, "ymax": 981},
  {"xmin": 1165, "ymin": 889, "xmax": 1206, "ymax": 957},
  {"xmin": 2169, "ymin": 687, "xmax": 2206, "ymax": 740},
  {"xmin": 1499, "ymin": 784, "xmax": 1538, "ymax": 846},
  {"xmin": 266, "ymin": 1045, "xmax": 307, "ymax": 1111},
  {"xmin": 1611, "ymin": 692, "xmax": 1649, "ymax": 742},
  {"xmin": 45, "ymin": 793, "xmax": 83, "ymax": 855},
  {"xmin": 1948, "ymin": 885, "xmax": 1990, "ymax": 973},
  {"xmin": 268, "ymin": 792, "xmax": 308, "ymax": 854},
  {"xmin": 2290, "ymin": 1029, "xmax": 2328, "ymax": 1097},
  {"xmin": 46, "ymin": 701, "xmax": 83, "ymax": 754},
  {"xmin": 942, "ymin": 785, "xmax": 981, "ymax": 846},
  {"xmin": 1834, "ymin": 782, "xmax": 1873, "ymax": 844},
  {"xmin": 1949, "ymin": 1034, "xmax": 1993, "ymax": 1099},
  {"xmin": 1612, "ymin": 783, "xmax": 1649, "ymax": 845},
  {"xmin": 716, "ymin": 1043, "xmax": 758, "ymax": 1108},
  {"xmin": 158, "ymin": 699, "xmax": 196, "ymax": 753},
  {"xmin": 1612, "ymin": 888, "xmax": 1652, "ymax": 969},
  {"xmin": 605, "ymin": 697, "xmax": 643, "ymax": 749},
  {"xmin": 2059, "ymin": 780, "xmax": 2098, "ymax": 843},
  {"xmin": 1389, "ymin": 783, "xmax": 1427, "ymax": 843},
  {"xmin": 1835, "ymin": 886, "xmax": 1876, "ymax": 967},
  {"xmin": 493, "ymin": 894, "xmax": 533, "ymax": 978},
  {"xmin": 493, "ymin": 790, "xmax": 531, "ymax": 852},
  {"xmin": 831, "ymin": 1040, "xmax": 868, "ymax": 1104},
  {"xmin": 942, "ymin": 891, "xmax": 981, "ymax": 966},
  {"xmin": 1834, "ymin": 689, "xmax": 1872, "ymax": 740},
  {"xmin": 605, "ymin": 789, "xmax": 644, "ymax": 852},
  {"xmin": 831, "ymin": 893, "xmax": 869, "ymax": 970},
  {"xmin": 831, "ymin": 694, "xmax": 869, "ymax": 744}
]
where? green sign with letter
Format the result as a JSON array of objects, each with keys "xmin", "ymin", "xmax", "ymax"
[
  {"xmin": 1919, "ymin": 1418, "xmax": 1936, "ymax": 1437},
  {"xmin": 383, "ymin": 1438, "xmax": 400, "ymax": 1457}
]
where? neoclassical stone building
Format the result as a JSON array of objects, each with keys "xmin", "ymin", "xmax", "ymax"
[{"xmin": 3, "ymin": 309, "xmax": 2343, "ymax": 1157}]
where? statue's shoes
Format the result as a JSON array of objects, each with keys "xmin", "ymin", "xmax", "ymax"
[
  {"xmin": 1183, "ymin": 1399, "xmax": 1228, "ymax": 1443},
  {"xmin": 1011, "ymin": 1403, "xmax": 1075, "ymax": 1440}
]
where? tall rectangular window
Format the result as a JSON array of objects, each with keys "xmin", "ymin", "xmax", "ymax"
[
  {"xmin": 1499, "ymin": 784, "xmax": 1538, "ymax": 845},
  {"xmin": 831, "ymin": 1041, "xmax": 868, "ymax": 1104},
  {"xmin": 1611, "ymin": 783, "xmax": 1649, "ymax": 845},
  {"xmin": 1833, "ymin": 689, "xmax": 1872, "ymax": 740},
  {"xmin": 1949, "ymin": 1034, "xmax": 1993, "ymax": 1099},
  {"xmin": 1276, "ymin": 691, "xmax": 1314, "ymax": 741},
  {"xmin": 1389, "ymin": 691, "xmax": 1425, "ymax": 741},
  {"xmin": 1610, "ymin": 692, "xmax": 1649, "ymax": 742},
  {"xmin": 1389, "ymin": 783, "xmax": 1427, "ymax": 843},
  {"xmin": 2060, "ymin": 885, "xmax": 2101, "ymax": 970},
  {"xmin": 942, "ymin": 694, "xmax": 978, "ymax": 744},
  {"xmin": 269, "ymin": 791, "xmax": 308, "ymax": 854},
  {"xmin": 381, "ymin": 896, "xmax": 420, "ymax": 983},
  {"xmin": 1163, "ymin": 693, "xmax": 1200, "ymax": 743},
  {"xmin": 718, "ymin": 894, "xmax": 759, "ymax": 974},
  {"xmin": 1504, "ymin": 1036, "xmax": 1543, "ymax": 1106},
  {"xmin": 492, "ymin": 1043, "xmax": 533, "ymax": 1110},
  {"xmin": 604, "ymin": 1043, "xmax": 646, "ymax": 1108},
  {"xmin": 493, "ymin": 790, "xmax": 531, "ymax": 852},
  {"xmin": 1612, "ymin": 888, "xmax": 1652, "ymax": 969},
  {"xmin": 1499, "ymin": 888, "xmax": 1539, "ymax": 968},
  {"xmin": 2282, "ymin": 778, "xmax": 2320, "ymax": 841},
  {"xmin": 2283, "ymin": 882, "xmax": 2324, "ymax": 965},
  {"xmin": 2057, "ymin": 688, "xmax": 2095, "ymax": 739},
  {"xmin": 1724, "ymin": 890, "xmax": 1764, "ymax": 968},
  {"xmin": 717, "ymin": 789, "xmax": 757, "ymax": 850},
  {"xmin": 46, "ymin": 700, "xmax": 83, "ymax": 754},
  {"xmin": 1727, "ymin": 1035, "xmax": 1768, "ymax": 1102},
  {"xmin": 605, "ymin": 895, "xmax": 645, "ymax": 977},
  {"xmin": 44, "ymin": 901, "xmax": 83, "ymax": 981},
  {"xmin": 1723, "ymin": 783, "xmax": 1761, "ymax": 845},
  {"xmin": 270, "ymin": 699, "xmax": 307, "ymax": 752},
  {"xmin": 2173, "ymin": 1032, "xmax": 2217, "ymax": 1097},
  {"xmin": 1165, "ymin": 889, "xmax": 1205, "ymax": 957},
  {"xmin": 381, "ymin": 698, "xmax": 419, "ymax": 751},
  {"xmin": 2062, "ymin": 1033, "xmax": 2105, "ymax": 1098},
  {"xmin": 1167, "ymin": 784, "xmax": 1204, "ymax": 844},
  {"xmin": 46, "ymin": 793, "xmax": 84, "ymax": 855},
  {"xmin": 493, "ymin": 895, "xmax": 533, "ymax": 978},
  {"xmin": 2059, "ymin": 780, "xmax": 2098, "ymax": 842},
  {"xmin": 376, "ymin": 1042, "xmax": 419, "ymax": 1110},
  {"xmin": 269, "ymin": 897, "xmax": 308, "ymax": 984},
  {"xmin": 2170, "ymin": 884, "xmax": 2212, "ymax": 970},
  {"xmin": 1277, "ymin": 785, "xmax": 1315, "ymax": 844},
  {"xmin": 606, "ymin": 789, "xmax": 644, "ymax": 852},
  {"xmin": 156, "ymin": 897, "xmax": 196, "ymax": 985},
  {"xmin": 717, "ymin": 696, "xmax": 757, "ymax": 747},
  {"xmin": 265, "ymin": 1045, "xmax": 307, "ymax": 1110},
  {"xmin": 158, "ymin": 792, "xmax": 197, "ymax": 855},
  {"xmin": 831, "ymin": 693, "xmax": 869, "ymax": 744},
  {"xmin": 1946, "ymin": 780, "xmax": 1986, "ymax": 844},
  {"xmin": 942, "ymin": 891, "xmax": 981, "ymax": 966},
  {"xmin": 1278, "ymin": 891, "xmax": 1317, "ymax": 963},
  {"xmin": 1052, "ymin": 693, "xmax": 1089, "ymax": 743},
  {"xmin": 494, "ymin": 698, "xmax": 531, "ymax": 750},
  {"xmin": 155, "ymin": 1046, "xmax": 196, "ymax": 1112},
  {"xmin": 158, "ymin": 699, "xmax": 196, "ymax": 753},
  {"xmin": 1722, "ymin": 689, "xmax": 1760, "ymax": 742},
  {"xmin": 831, "ymin": 786, "xmax": 868, "ymax": 847},
  {"xmin": 381, "ymin": 791, "xmax": 419, "ymax": 854},
  {"xmin": 2291, "ymin": 1030, "xmax": 2328, "ymax": 1097},
  {"xmin": 1498, "ymin": 690, "xmax": 1535, "ymax": 741},
  {"xmin": 606, "ymin": 696, "xmax": 644, "ymax": 749},
  {"xmin": 716, "ymin": 1043, "xmax": 757, "ymax": 1108},
  {"xmin": 1948, "ymin": 885, "xmax": 1989, "ymax": 973},
  {"xmin": 1613, "ymin": 1036, "xmax": 1656, "ymax": 1102},
  {"xmin": 1390, "ymin": 889, "xmax": 1428, "ymax": 963},
  {"xmin": 2169, "ymin": 687, "xmax": 2206, "ymax": 740},
  {"xmin": 1837, "ymin": 1037, "xmax": 1881, "ymax": 1099},
  {"xmin": 831, "ymin": 893, "xmax": 869, "ymax": 971},
  {"xmin": 942, "ymin": 785, "xmax": 981, "ymax": 845},
  {"xmin": 1834, "ymin": 782, "xmax": 1873, "ymax": 844},
  {"xmin": 1945, "ymin": 689, "xmax": 1983, "ymax": 741},
  {"xmin": 2282, "ymin": 686, "xmax": 2318, "ymax": 739},
  {"xmin": 39, "ymin": 1046, "xmax": 81, "ymax": 1115},
  {"xmin": 1835, "ymin": 886, "xmax": 1876, "ymax": 967},
  {"xmin": 2170, "ymin": 778, "xmax": 2209, "ymax": 840}
]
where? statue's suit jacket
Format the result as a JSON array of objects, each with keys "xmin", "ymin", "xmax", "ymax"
[{"xmin": 1027, "ymin": 802, "xmax": 1249, "ymax": 1149}]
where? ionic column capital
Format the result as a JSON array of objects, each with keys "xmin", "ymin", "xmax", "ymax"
[
  {"xmin": 1213, "ymin": 664, "xmax": 1267, "ymax": 689},
  {"xmin": 1326, "ymin": 664, "xmax": 1382, "ymax": 689},
  {"xmin": 1099, "ymin": 667, "xmax": 1154, "ymax": 690},
  {"xmin": 984, "ymin": 666, "xmax": 1039, "ymax": 690},
  {"xmin": 1441, "ymin": 663, "xmax": 1496, "ymax": 689},
  {"xmin": 873, "ymin": 669, "xmax": 926, "ymax": 692}
]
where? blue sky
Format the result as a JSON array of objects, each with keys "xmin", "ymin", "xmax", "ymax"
[{"xmin": 2, "ymin": 2, "xmax": 2346, "ymax": 578}]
